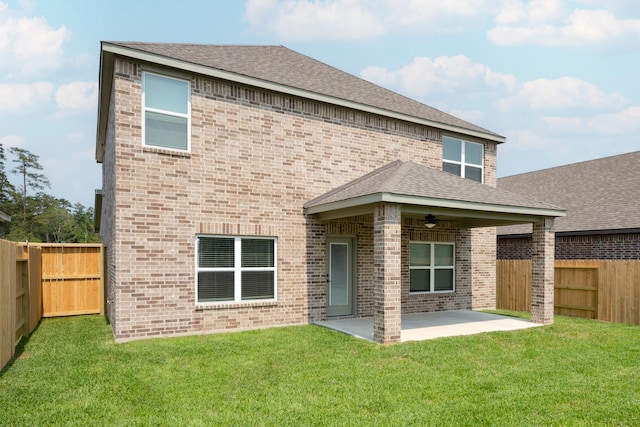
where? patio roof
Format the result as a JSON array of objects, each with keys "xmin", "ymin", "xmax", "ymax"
[{"xmin": 305, "ymin": 161, "xmax": 565, "ymax": 227}]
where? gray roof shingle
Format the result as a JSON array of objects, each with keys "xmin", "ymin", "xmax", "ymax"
[
  {"xmin": 498, "ymin": 151, "xmax": 640, "ymax": 235},
  {"xmin": 305, "ymin": 160, "xmax": 561, "ymax": 212},
  {"xmin": 107, "ymin": 42, "xmax": 501, "ymax": 138}
]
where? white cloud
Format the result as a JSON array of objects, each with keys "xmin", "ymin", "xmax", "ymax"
[
  {"xmin": 543, "ymin": 106, "xmax": 640, "ymax": 135},
  {"xmin": 245, "ymin": 0, "xmax": 496, "ymax": 41},
  {"xmin": 496, "ymin": 77, "xmax": 625, "ymax": 111},
  {"xmin": 245, "ymin": 0, "xmax": 386, "ymax": 41},
  {"xmin": 0, "ymin": 3, "xmax": 70, "ymax": 77},
  {"xmin": 55, "ymin": 82, "xmax": 98, "ymax": 115},
  {"xmin": 387, "ymin": 0, "xmax": 491, "ymax": 31},
  {"xmin": 0, "ymin": 134, "xmax": 26, "ymax": 148},
  {"xmin": 361, "ymin": 55, "xmax": 518, "ymax": 97},
  {"xmin": 488, "ymin": 1, "xmax": 640, "ymax": 46},
  {"xmin": 502, "ymin": 129, "xmax": 553, "ymax": 150},
  {"xmin": 0, "ymin": 82, "xmax": 54, "ymax": 112}
]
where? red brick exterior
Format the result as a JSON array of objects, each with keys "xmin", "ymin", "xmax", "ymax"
[
  {"xmin": 100, "ymin": 58, "xmax": 499, "ymax": 341},
  {"xmin": 498, "ymin": 232, "xmax": 640, "ymax": 260}
]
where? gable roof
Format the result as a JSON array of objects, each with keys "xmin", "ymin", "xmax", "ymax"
[
  {"xmin": 305, "ymin": 161, "xmax": 564, "ymax": 224},
  {"xmin": 498, "ymin": 151, "xmax": 640, "ymax": 236},
  {"xmin": 97, "ymin": 42, "xmax": 505, "ymax": 162}
]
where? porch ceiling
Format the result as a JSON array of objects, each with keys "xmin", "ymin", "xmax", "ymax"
[{"xmin": 304, "ymin": 161, "xmax": 565, "ymax": 227}]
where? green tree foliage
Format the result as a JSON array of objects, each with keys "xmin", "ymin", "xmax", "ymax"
[{"xmin": 1, "ymin": 146, "xmax": 100, "ymax": 243}]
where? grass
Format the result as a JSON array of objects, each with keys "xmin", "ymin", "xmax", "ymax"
[{"xmin": 1, "ymin": 313, "xmax": 639, "ymax": 426}]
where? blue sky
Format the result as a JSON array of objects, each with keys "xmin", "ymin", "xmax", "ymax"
[{"xmin": 1, "ymin": 0, "xmax": 639, "ymax": 208}]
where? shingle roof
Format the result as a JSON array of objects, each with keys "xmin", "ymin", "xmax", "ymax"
[
  {"xmin": 498, "ymin": 151, "xmax": 640, "ymax": 235},
  {"xmin": 305, "ymin": 160, "xmax": 562, "ymax": 213},
  {"xmin": 107, "ymin": 42, "xmax": 501, "ymax": 139}
]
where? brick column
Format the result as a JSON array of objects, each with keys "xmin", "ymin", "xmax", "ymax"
[
  {"xmin": 531, "ymin": 217, "xmax": 555, "ymax": 324},
  {"xmin": 373, "ymin": 203, "xmax": 402, "ymax": 344}
]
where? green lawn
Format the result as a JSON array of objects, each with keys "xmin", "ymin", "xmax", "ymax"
[{"xmin": 1, "ymin": 313, "xmax": 639, "ymax": 426}]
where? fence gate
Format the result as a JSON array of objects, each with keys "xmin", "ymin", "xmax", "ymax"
[
  {"xmin": 554, "ymin": 266, "xmax": 598, "ymax": 319},
  {"xmin": 41, "ymin": 245, "xmax": 104, "ymax": 317}
]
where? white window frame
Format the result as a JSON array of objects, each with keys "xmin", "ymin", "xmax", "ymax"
[
  {"xmin": 195, "ymin": 235, "xmax": 277, "ymax": 304},
  {"xmin": 142, "ymin": 71, "xmax": 191, "ymax": 152},
  {"xmin": 442, "ymin": 136, "xmax": 484, "ymax": 183},
  {"xmin": 409, "ymin": 241, "xmax": 455, "ymax": 294}
]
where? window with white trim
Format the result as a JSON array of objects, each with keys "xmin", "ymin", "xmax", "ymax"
[
  {"xmin": 442, "ymin": 136, "xmax": 483, "ymax": 183},
  {"xmin": 143, "ymin": 72, "xmax": 190, "ymax": 151},
  {"xmin": 409, "ymin": 242, "xmax": 455, "ymax": 293},
  {"xmin": 196, "ymin": 236, "xmax": 277, "ymax": 303}
]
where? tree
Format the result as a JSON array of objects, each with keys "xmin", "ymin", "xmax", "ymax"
[
  {"xmin": 0, "ymin": 144, "xmax": 15, "ymax": 206},
  {"xmin": 10, "ymin": 147, "xmax": 51, "ymax": 238}
]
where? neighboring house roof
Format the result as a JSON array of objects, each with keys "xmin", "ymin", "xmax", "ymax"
[
  {"xmin": 0, "ymin": 211, "xmax": 10, "ymax": 223},
  {"xmin": 305, "ymin": 161, "xmax": 564, "ymax": 226},
  {"xmin": 498, "ymin": 151, "xmax": 640, "ymax": 236},
  {"xmin": 97, "ymin": 42, "xmax": 505, "ymax": 162}
]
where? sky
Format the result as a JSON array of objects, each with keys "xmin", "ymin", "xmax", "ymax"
[{"xmin": 1, "ymin": 0, "xmax": 639, "ymax": 209}]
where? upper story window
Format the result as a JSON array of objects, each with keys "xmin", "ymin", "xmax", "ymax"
[
  {"xmin": 442, "ymin": 136, "xmax": 483, "ymax": 183},
  {"xmin": 142, "ymin": 72, "xmax": 190, "ymax": 151}
]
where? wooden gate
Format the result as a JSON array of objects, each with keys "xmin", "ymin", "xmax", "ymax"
[
  {"xmin": 40, "ymin": 244, "xmax": 105, "ymax": 317},
  {"xmin": 554, "ymin": 266, "xmax": 598, "ymax": 319}
]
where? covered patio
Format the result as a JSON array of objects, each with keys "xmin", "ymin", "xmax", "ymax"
[
  {"xmin": 316, "ymin": 310, "xmax": 541, "ymax": 342},
  {"xmin": 305, "ymin": 161, "xmax": 565, "ymax": 344}
]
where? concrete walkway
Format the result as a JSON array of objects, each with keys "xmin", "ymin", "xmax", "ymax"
[{"xmin": 315, "ymin": 310, "xmax": 541, "ymax": 343}]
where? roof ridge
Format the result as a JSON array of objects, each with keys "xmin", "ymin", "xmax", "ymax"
[
  {"xmin": 380, "ymin": 161, "xmax": 413, "ymax": 192},
  {"xmin": 303, "ymin": 160, "xmax": 402, "ymax": 208},
  {"xmin": 499, "ymin": 150, "xmax": 640, "ymax": 180}
]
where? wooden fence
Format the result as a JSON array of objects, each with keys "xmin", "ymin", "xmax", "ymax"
[
  {"xmin": 497, "ymin": 260, "xmax": 640, "ymax": 325},
  {"xmin": 0, "ymin": 240, "xmax": 104, "ymax": 371}
]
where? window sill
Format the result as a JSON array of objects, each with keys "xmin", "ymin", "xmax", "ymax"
[
  {"xmin": 409, "ymin": 291, "xmax": 456, "ymax": 296},
  {"xmin": 143, "ymin": 145, "xmax": 191, "ymax": 158},
  {"xmin": 195, "ymin": 300, "xmax": 278, "ymax": 311}
]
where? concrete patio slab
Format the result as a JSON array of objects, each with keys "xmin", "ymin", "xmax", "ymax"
[{"xmin": 315, "ymin": 310, "xmax": 541, "ymax": 343}]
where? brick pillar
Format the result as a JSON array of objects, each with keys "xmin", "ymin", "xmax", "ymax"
[
  {"xmin": 531, "ymin": 217, "xmax": 555, "ymax": 324},
  {"xmin": 373, "ymin": 203, "xmax": 402, "ymax": 344}
]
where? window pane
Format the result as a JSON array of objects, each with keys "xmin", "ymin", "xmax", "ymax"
[
  {"xmin": 443, "ymin": 137, "xmax": 461, "ymax": 162},
  {"xmin": 434, "ymin": 269, "xmax": 454, "ymax": 291},
  {"xmin": 410, "ymin": 269, "xmax": 430, "ymax": 292},
  {"xmin": 242, "ymin": 271, "xmax": 274, "ymax": 300},
  {"xmin": 198, "ymin": 271, "xmax": 234, "ymax": 301},
  {"xmin": 465, "ymin": 166, "xmax": 482, "ymax": 183},
  {"xmin": 242, "ymin": 239, "xmax": 274, "ymax": 268},
  {"xmin": 145, "ymin": 74, "xmax": 188, "ymax": 114},
  {"xmin": 198, "ymin": 237, "xmax": 234, "ymax": 268},
  {"xmin": 465, "ymin": 142, "xmax": 483, "ymax": 166},
  {"xmin": 434, "ymin": 244, "xmax": 454, "ymax": 266},
  {"xmin": 443, "ymin": 162, "xmax": 461, "ymax": 177},
  {"xmin": 329, "ymin": 243, "xmax": 349, "ymax": 306},
  {"xmin": 410, "ymin": 243, "xmax": 431, "ymax": 266},
  {"xmin": 145, "ymin": 111, "xmax": 188, "ymax": 150}
]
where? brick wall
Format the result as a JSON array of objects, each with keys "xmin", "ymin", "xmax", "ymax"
[
  {"xmin": 103, "ymin": 58, "xmax": 498, "ymax": 341},
  {"xmin": 498, "ymin": 233, "xmax": 640, "ymax": 260}
]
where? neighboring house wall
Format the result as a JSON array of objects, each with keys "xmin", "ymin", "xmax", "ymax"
[
  {"xmin": 103, "ymin": 58, "xmax": 498, "ymax": 341},
  {"xmin": 498, "ymin": 233, "xmax": 640, "ymax": 260}
]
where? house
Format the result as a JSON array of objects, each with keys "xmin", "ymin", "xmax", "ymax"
[
  {"xmin": 498, "ymin": 151, "xmax": 640, "ymax": 260},
  {"xmin": 0, "ymin": 210, "xmax": 9, "ymax": 238},
  {"xmin": 95, "ymin": 42, "xmax": 564, "ymax": 343}
]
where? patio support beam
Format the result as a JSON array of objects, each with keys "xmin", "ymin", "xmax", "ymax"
[
  {"xmin": 373, "ymin": 203, "xmax": 402, "ymax": 344},
  {"xmin": 531, "ymin": 217, "xmax": 555, "ymax": 324}
]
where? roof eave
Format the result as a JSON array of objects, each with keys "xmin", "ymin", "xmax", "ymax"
[
  {"xmin": 96, "ymin": 43, "xmax": 115, "ymax": 163},
  {"xmin": 99, "ymin": 42, "xmax": 506, "ymax": 144},
  {"xmin": 305, "ymin": 192, "xmax": 566, "ymax": 219}
]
